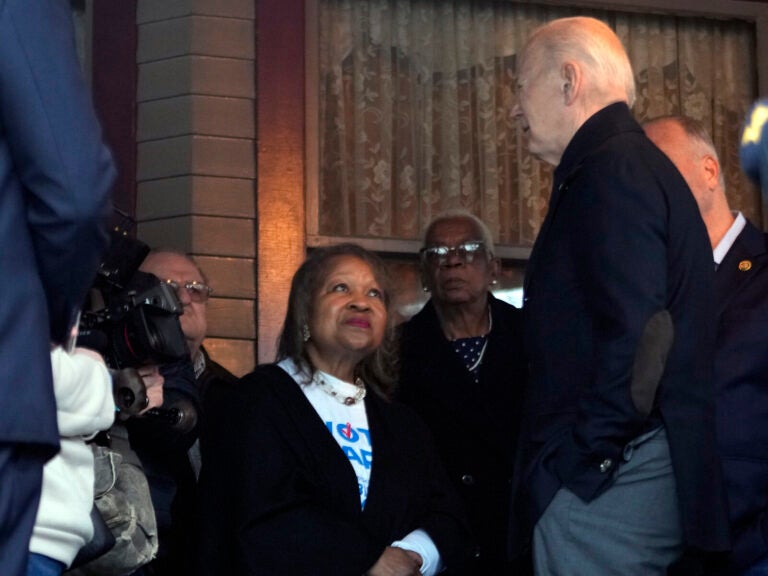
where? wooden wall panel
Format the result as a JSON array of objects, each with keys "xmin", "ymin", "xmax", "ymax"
[
  {"xmin": 195, "ymin": 255, "xmax": 256, "ymax": 299},
  {"xmin": 135, "ymin": 0, "xmax": 256, "ymax": 360},
  {"xmin": 137, "ymin": 0, "xmax": 255, "ymax": 23},
  {"xmin": 138, "ymin": 215, "xmax": 255, "ymax": 257},
  {"xmin": 204, "ymin": 337, "xmax": 255, "ymax": 378},
  {"xmin": 137, "ymin": 176, "xmax": 254, "ymax": 219},
  {"xmin": 207, "ymin": 299, "xmax": 255, "ymax": 339}
]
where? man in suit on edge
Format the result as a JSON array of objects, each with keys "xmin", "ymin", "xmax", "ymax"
[
  {"xmin": 0, "ymin": 1, "xmax": 114, "ymax": 573},
  {"xmin": 645, "ymin": 115, "xmax": 768, "ymax": 575},
  {"xmin": 509, "ymin": 17, "xmax": 730, "ymax": 574}
]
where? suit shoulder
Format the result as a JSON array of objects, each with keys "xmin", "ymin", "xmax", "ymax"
[
  {"xmin": 486, "ymin": 292, "xmax": 521, "ymax": 324},
  {"xmin": 489, "ymin": 295, "xmax": 521, "ymax": 317},
  {"xmin": 588, "ymin": 132, "xmax": 678, "ymax": 180},
  {"xmin": 206, "ymin": 358, "xmax": 238, "ymax": 384},
  {"xmin": 399, "ymin": 302, "xmax": 439, "ymax": 346},
  {"xmin": 240, "ymin": 363, "xmax": 293, "ymax": 388}
]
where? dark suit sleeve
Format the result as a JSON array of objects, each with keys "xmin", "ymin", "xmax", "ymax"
[
  {"xmin": 715, "ymin": 238, "xmax": 768, "ymax": 570},
  {"xmin": 731, "ymin": 508, "xmax": 768, "ymax": 572},
  {"xmin": 197, "ymin": 372, "xmax": 383, "ymax": 576},
  {"xmin": 0, "ymin": 0, "xmax": 113, "ymax": 343},
  {"xmin": 551, "ymin": 154, "xmax": 670, "ymax": 500}
]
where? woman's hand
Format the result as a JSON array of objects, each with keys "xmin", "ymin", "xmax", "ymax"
[
  {"xmin": 367, "ymin": 546, "xmax": 422, "ymax": 576},
  {"xmin": 137, "ymin": 364, "xmax": 164, "ymax": 413}
]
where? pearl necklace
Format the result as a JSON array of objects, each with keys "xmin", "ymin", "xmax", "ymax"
[{"xmin": 314, "ymin": 372, "xmax": 367, "ymax": 406}]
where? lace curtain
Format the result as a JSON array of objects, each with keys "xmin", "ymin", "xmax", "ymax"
[{"xmin": 316, "ymin": 1, "xmax": 758, "ymax": 246}]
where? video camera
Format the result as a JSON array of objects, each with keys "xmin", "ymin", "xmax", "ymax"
[{"xmin": 78, "ymin": 229, "xmax": 190, "ymax": 418}]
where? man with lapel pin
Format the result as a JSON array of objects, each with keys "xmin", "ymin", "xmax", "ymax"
[{"xmin": 645, "ymin": 114, "xmax": 768, "ymax": 576}]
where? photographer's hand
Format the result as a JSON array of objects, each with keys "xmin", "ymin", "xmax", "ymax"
[{"xmin": 137, "ymin": 365, "xmax": 164, "ymax": 414}]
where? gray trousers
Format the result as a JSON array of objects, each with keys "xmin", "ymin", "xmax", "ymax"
[{"xmin": 533, "ymin": 427, "xmax": 684, "ymax": 576}]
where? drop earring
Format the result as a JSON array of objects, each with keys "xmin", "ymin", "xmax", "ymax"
[{"xmin": 302, "ymin": 324, "xmax": 311, "ymax": 342}]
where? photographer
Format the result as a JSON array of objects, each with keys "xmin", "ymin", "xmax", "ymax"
[
  {"xmin": 130, "ymin": 249, "xmax": 236, "ymax": 576},
  {"xmin": 65, "ymin": 233, "xmax": 195, "ymax": 576},
  {"xmin": 124, "ymin": 356, "xmax": 199, "ymax": 576}
]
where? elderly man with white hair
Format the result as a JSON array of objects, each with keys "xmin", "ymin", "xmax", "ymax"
[{"xmin": 510, "ymin": 17, "xmax": 730, "ymax": 574}]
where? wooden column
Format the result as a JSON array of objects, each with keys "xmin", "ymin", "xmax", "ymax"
[{"xmin": 134, "ymin": 0, "xmax": 257, "ymax": 376}]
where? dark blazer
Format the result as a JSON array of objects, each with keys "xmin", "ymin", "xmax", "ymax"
[
  {"xmin": 398, "ymin": 294, "xmax": 526, "ymax": 573},
  {"xmin": 131, "ymin": 349, "xmax": 238, "ymax": 575},
  {"xmin": 0, "ymin": 0, "xmax": 113, "ymax": 452},
  {"xmin": 714, "ymin": 220, "xmax": 768, "ymax": 573},
  {"xmin": 511, "ymin": 103, "xmax": 730, "ymax": 555},
  {"xmin": 197, "ymin": 363, "xmax": 470, "ymax": 575}
]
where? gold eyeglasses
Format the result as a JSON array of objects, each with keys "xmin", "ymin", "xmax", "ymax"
[{"xmin": 162, "ymin": 279, "xmax": 213, "ymax": 303}]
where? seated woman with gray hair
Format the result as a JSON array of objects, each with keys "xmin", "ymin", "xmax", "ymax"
[{"xmin": 197, "ymin": 243, "xmax": 469, "ymax": 576}]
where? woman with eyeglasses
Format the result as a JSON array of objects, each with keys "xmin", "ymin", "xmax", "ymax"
[
  {"xmin": 197, "ymin": 243, "xmax": 469, "ymax": 575},
  {"xmin": 397, "ymin": 209, "xmax": 529, "ymax": 575}
]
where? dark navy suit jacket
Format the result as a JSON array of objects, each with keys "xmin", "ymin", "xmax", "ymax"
[
  {"xmin": 510, "ymin": 103, "xmax": 730, "ymax": 555},
  {"xmin": 714, "ymin": 220, "xmax": 768, "ymax": 573},
  {"xmin": 0, "ymin": 0, "xmax": 113, "ymax": 452}
]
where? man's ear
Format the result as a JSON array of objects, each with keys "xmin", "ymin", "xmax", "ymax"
[
  {"xmin": 562, "ymin": 61, "xmax": 581, "ymax": 105},
  {"xmin": 702, "ymin": 154, "xmax": 721, "ymax": 190}
]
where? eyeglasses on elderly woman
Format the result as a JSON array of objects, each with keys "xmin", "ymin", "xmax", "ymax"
[{"xmin": 419, "ymin": 241, "xmax": 487, "ymax": 267}]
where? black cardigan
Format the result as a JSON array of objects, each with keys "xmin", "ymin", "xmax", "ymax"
[{"xmin": 197, "ymin": 363, "xmax": 470, "ymax": 575}]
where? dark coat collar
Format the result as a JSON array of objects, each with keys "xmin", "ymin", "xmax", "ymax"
[
  {"xmin": 525, "ymin": 102, "xmax": 639, "ymax": 295},
  {"xmin": 554, "ymin": 101, "xmax": 640, "ymax": 187},
  {"xmin": 405, "ymin": 292, "xmax": 511, "ymax": 350},
  {"xmin": 715, "ymin": 219, "xmax": 768, "ymax": 315}
]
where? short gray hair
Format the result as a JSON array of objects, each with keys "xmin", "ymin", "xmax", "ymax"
[
  {"xmin": 644, "ymin": 114, "xmax": 724, "ymax": 188},
  {"xmin": 423, "ymin": 209, "xmax": 496, "ymax": 257}
]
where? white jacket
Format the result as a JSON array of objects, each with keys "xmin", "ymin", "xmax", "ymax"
[{"xmin": 29, "ymin": 347, "xmax": 115, "ymax": 567}]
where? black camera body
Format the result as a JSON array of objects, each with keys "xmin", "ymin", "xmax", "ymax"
[
  {"xmin": 80, "ymin": 271, "xmax": 187, "ymax": 370},
  {"xmin": 78, "ymin": 230, "xmax": 189, "ymax": 416}
]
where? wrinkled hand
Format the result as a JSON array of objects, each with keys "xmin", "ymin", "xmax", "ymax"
[
  {"xmin": 367, "ymin": 547, "xmax": 422, "ymax": 576},
  {"xmin": 137, "ymin": 364, "xmax": 164, "ymax": 413}
]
